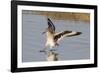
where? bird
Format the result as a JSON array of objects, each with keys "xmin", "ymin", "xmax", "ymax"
[{"xmin": 41, "ymin": 18, "xmax": 82, "ymax": 52}]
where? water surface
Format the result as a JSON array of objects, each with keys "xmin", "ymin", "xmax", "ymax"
[{"xmin": 22, "ymin": 13, "xmax": 90, "ymax": 62}]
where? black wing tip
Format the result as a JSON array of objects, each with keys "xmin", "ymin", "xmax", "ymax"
[
  {"xmin": 76, "ymin": 32, "xmax": 82, "ymax": 35},
  {"xmin": 66, "ymin": 31, "xmax": 82, "ymax": 37}
]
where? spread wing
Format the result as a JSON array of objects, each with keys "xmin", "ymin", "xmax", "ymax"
[
  {"xmin": 54, "ymin": 31, "xmax": 82, "ymax": 42},
  {"xmin": 48, "ymin": 18, "xmax": 55, "ymax": 32}
]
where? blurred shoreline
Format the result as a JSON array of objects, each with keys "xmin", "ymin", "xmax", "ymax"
[{"xmin": 23, "ymin": 10, "xmax": 90, "ymax": 22}]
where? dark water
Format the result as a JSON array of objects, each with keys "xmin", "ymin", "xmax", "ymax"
[{"xmin": 22, "ymin": 13, "xmax": 90, "ymax": 62}]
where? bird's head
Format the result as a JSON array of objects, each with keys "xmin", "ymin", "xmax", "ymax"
[{"xmin": 42, "ymin": 28, "xmax": 48, "ymax": 34}]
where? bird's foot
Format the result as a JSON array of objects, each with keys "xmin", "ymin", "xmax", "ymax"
[
  {"xmin": 50, "ymin": 49, "xmax": 57, "ymax": 52},
  {"xmin": 55, "ymin": 43, "xmax": 59, "ymax": 46},
  {"xmin": 39, "ymin": 49, "xmax": 46, "ymax": 53}
]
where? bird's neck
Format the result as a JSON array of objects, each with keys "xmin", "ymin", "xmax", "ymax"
[{"xmin": 46, "ymin": 31, "xmax": 54, "ymax": 39}]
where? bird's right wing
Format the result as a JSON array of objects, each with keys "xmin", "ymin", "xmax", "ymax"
[{"xmin": 54, "ymin": 31, "xmax": 82, "ymax": 42}]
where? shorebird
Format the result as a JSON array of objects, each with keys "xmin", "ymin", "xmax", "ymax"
[{"xmin": 41, "ymin": 18, "xmax": 82, "ymax": 51}]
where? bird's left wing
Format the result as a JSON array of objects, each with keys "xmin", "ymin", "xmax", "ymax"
[
  {"xmin": 54, "ymin": 31, "xmax": 82, "ymax": 42},
  {"xmin": 48, "ymin": 18, "xmax": 55, "ymax": 32}
]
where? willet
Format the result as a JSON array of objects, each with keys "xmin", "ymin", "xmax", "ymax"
[{"xmin": 41, "ymin": 18, "xmax": 82, "ymax": 51}]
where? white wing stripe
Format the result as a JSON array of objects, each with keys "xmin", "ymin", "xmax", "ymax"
[{"xmin": 55, "ymin": 31, "xmax": 81, "ymax": 42}]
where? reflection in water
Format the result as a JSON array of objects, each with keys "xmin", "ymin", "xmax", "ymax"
[
  {"xmin": 40, "ymin": 50, "xmax": 59, "ymax": 61},
  {"xmin": 47, "ymin": 51, "xmax": 59, "ymax": 61}
]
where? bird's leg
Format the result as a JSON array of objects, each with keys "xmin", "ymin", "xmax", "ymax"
[{"xmin": 55, "ymin": 43, "xmax": 59, "ymax": 46}]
